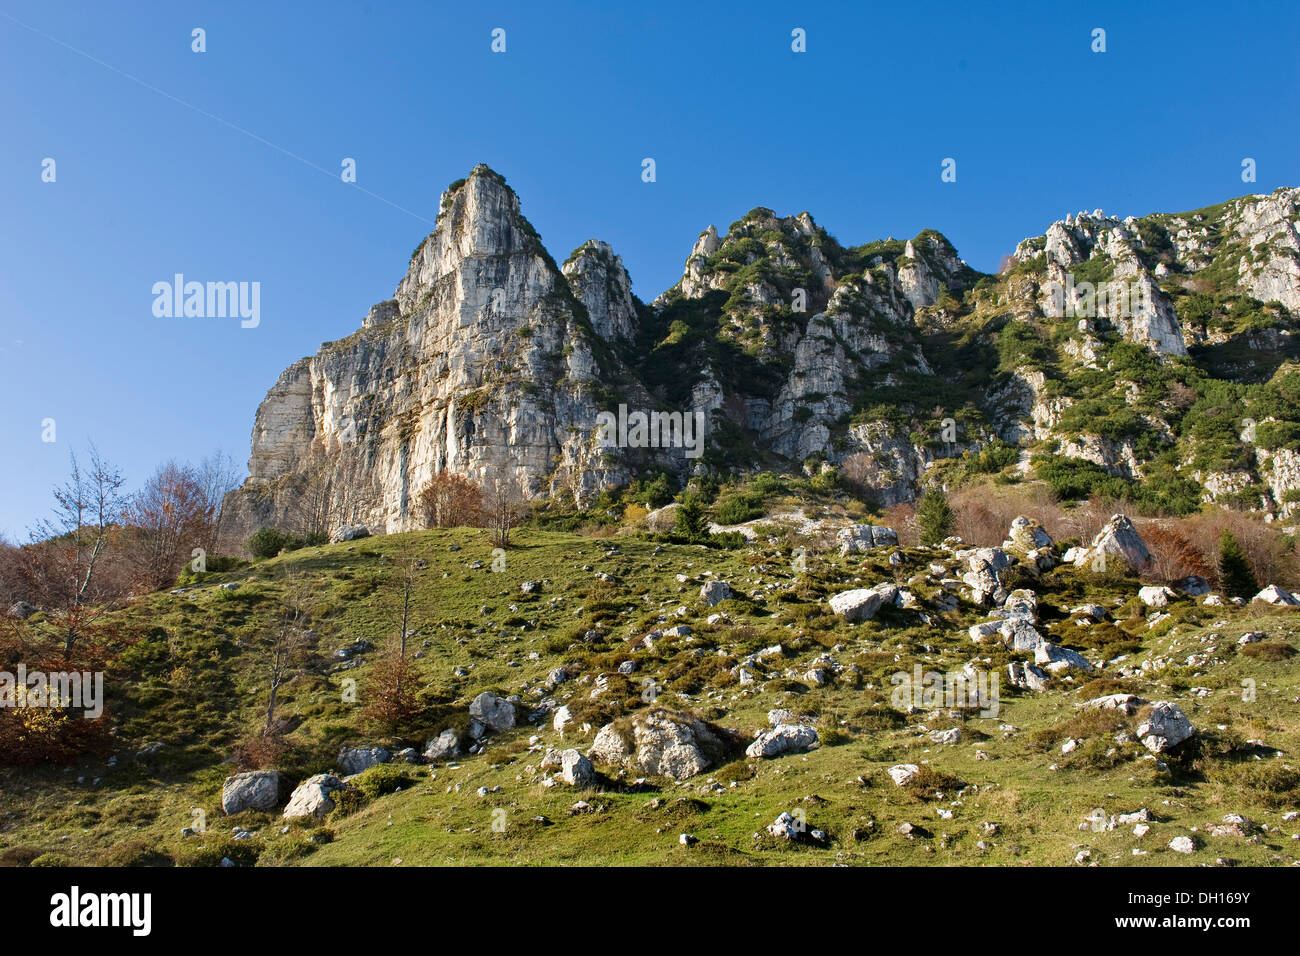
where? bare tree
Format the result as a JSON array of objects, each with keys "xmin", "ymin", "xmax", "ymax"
[
  {"xmin": 416, "ymin": 471, "xmax": 483, "ymax": 528},
  {"xmin": 391, "ymin": 545, "xmax": 424, "ymax": 658},
  {"xmin": 263, "ymin": 576, "xmax": 312, "ymax": 736},
  {"xmin": 484, "ymin": 473, "xmax": 525, "ymax": 549},
  {"xmin": 294, "ymin": 463, "xmax": 336, "ymax": 543},
  {"xmin": 124, "ymin": 461, "xmax": 212, "ymax": 590},
  {"xmin": 33, "ymin": 444, "xmax": 128, "ymax": 657},
  {"xmin": 196, "ymin": 450, "xmax": 242, "ymax": 554}
]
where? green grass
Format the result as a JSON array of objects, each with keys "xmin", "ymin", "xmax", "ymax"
[{"xmin": 3, "ymin": 526, "xmax": 1300, "ymax": 868}]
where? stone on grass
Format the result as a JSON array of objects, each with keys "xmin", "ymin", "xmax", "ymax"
[
  {"xmin": 1137, "ymin": 701, "xmax": 1196, "ymax": 753},
  {"xmin": 283, "ymin": 774, "xmax": 345, "ymax": 820},
  {"xmin": 222, "ymin": 770, "xmax": 281, "ymax": 815},
  {"xmin": 745, "ymin": 724, "xmax": 819, "ymax": 759},
  {"xmin": 469, "ymin": 691, "xmax": 516, "ymax": 732}
]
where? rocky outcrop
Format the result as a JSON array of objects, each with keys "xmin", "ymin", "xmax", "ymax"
[
  {"xmin": 1072, "ymin": 515, "xmax": 1153, "ymax": 573},
  {"xmin": 562, "ymin": 240, "xmax": 639, "ymax": 342},
  {"xmin": 222, "ymin": 173, "xmax": 1300, "ymax": 539},
  {"xmin": 586, "ymin": 709, "xmax": 739, "ymax": 779},
  {"xmin": 224, "ymin": 165, "xmax": 637, "ymax": 537}
]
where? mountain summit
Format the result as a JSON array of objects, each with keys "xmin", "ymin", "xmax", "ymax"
[{"xmin": 224, "ymin": 171, "xmax": 1300, "ymax": 538}]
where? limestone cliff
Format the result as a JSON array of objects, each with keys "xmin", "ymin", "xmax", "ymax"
[{"xmin": 225, "ymin": 174, "xmax": 1300, "ymax": 540}]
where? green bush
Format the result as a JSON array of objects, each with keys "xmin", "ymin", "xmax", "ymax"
[
  {"xmin": 672, "ymin": 494, "xmax": 710, "ymax": 543},
  {"xmin": 714, "ymin": 494, "xmax": 764, "ymax": 525},
  {"xmin": 917, "ymin": 487, "xmax": 955, "ymax": 545},
  {"xmin": 352, "ymin": 763, "xmax": 417, "ymax": 801},
  {"xmin": 248, "ymin": 527, "xmax": 304, "ymax": 559},
  {"xmin": 1217, "ymin": 531, "xmax": 1260, "ymax": 599}
]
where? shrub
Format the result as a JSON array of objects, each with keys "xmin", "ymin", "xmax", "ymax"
[
  {"xmin": 416, "ymin": 471, "xmax": 484, "ymax": 528},
  {"xmin": 1144, "ymin": 524, "xmax": 1210, "ymax": 583},
  {"xmin": 361, "ymin": 651, "xmax": 423, "ymax": 734},
  {"xmin": 248, "ymin": 527, "xmax": 300, "ymax": 559},
  {"xmin": 917, "ymin": 487, "xmax": 955, "ymax": 545},
  {"xmin": 672, "ymin": 494, "xmax": 710, "ymax": 543},
  {"xmin": 352, "ymin": 763, "xmax": 418, "ymax": 801},
  {"xmin": 713, "ymin": 494, "xmax": 764, "ymax": 525},
  {"xmin": 1239, "ymin": 641, "xmax": 1295, "ymax": 661},
  {"xmin": 1217, "ymin": 530, "xmax": 1260, "ymax": 599}
]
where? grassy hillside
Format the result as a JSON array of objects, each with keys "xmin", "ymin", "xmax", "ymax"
[{"xmin": 2, "ymin": 525, "xmax": 1299, "ymax": 867}]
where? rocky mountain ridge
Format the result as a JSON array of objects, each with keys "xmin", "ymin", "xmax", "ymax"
[{"xmin": 224, "ymin": 167, "xmax": 1300, "ymax": 538}]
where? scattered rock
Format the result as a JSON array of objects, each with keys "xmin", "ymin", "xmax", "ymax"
[
  {"xmin": 469, "ymin": 691, "xmax": 517, "ymax": 732},
  {"xmin": 283, "ymin": 774, "xmax": 345, "ymax": 820},
  {"xmin": 1138, "ymin": 585, "xmax": 1176, "ymax": 608},
  {"xmin": 1083, "ymin": 693, "xmax": 1145, "ymax": 715},
  {"xmin": 1253, "ymin": 584, "xmax": 1300, "ymax": 606},
  {"xmin": 1072, "ymin": 514, "xmax": 1153, "ymax": 573},
  {"xmin": 588, "ymin": 709, "xmax": 739, "ymax": 780},
  {"xmin": 1137, "ymin": 701, "xmax": 1196, "ymax": 753},
  {"xmin": 560, "ymin": 749, "xmax": 596, "ymax": 788},
  {"xmin": 746, "ymin": 724, "xmax": 819, "ymax": 759},
  {"xmin": 337, "ymin": 746, "xmax": 391, "ymax": 775},
  {"xmin": 888, "ymin": 764, "xmax": 921, "ymax": 786},
  {"xmin": 1171, "ymin": 575, "xmax": 1210, "ymax": 596},
  {"xmin": 837, "ymin": 524, "xmax": 898, "ymax": 555},
  {"xmin": 1007, "ymin": 661, "xmax": 1050, "ymax": 692},
  {"xmin": 1034, "ymin": 642, "xmax": 1095, "ymax": 673},
  {"xmin": 222, "ymin": 770, "xmax": 281, "ymax": 815},
  {"xmin": 828, "ymin": 582, "xmax": 898, "ymax": 623},
  {"xmin": 699, "ymin": 580, "xmax": 733, "ymax": 607},
  {"xmin": 423, "ymin": 729, "xmax": 461, "ymax": 762},
  {"xmin": 1002, "ymin": 619, "xmax": 1046, "ymax": 652},
  {"xmin": 7, "ymin": 601, "xmax": 37, "ymax": 619},
  {"xmin": 1168, "ymin": 835, "xmax": 1197, "ymax": 854}
]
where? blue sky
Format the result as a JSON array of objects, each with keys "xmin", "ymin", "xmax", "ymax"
[{"xmin": 1, "ymin": 0, "xmax": 1297, "ymax": 538}]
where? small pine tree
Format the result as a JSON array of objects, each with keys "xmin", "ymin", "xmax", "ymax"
[
  {"xmin": 1216, "ymin": 530, "xmax": 1259, "ymax": 599},
  {"xmin": 672, "ymin": 493, "xmax": 709, "ymax": 543},
  {"xmin": 916, "ymin": 487, "xmax": 955, "ymax": 546}
]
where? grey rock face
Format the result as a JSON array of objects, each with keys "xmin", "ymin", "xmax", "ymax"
[
  {"xmin": 283, "ymin": 774, "xmax": 345, "ymax": 820},
  {"xmin": 337, "ymin": 746, "xmax": 391, "ymax": 775},
  {"xmin": 1137, "ymin": 701, "xmax": 1196, "ymax": 753},
  {"xmin": 222, "ymin": 770, "xmax": 281, "ymax": 815},
  {"xmin": 562, "ymin": 240, "xmax": 639, "ymax": 342},
  {"xmin": 469, "ymin": 691, "xmax": 516, "ymax": 732},
  {"xmin": 828, "ymin": 582, "xmax": 899, "ymax": 622},
  {"xmin": 224, "ymin": 165, "xmax": 638, "ymax": 538},
  {"xmin": 746, "ymin": 724, "xmax": 819, "ymax": 759}
]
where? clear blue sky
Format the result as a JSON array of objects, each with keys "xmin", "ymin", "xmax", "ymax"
[{"xmin": 2, "ymin": 0, "xmax": 1297, "ymax": 539}]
